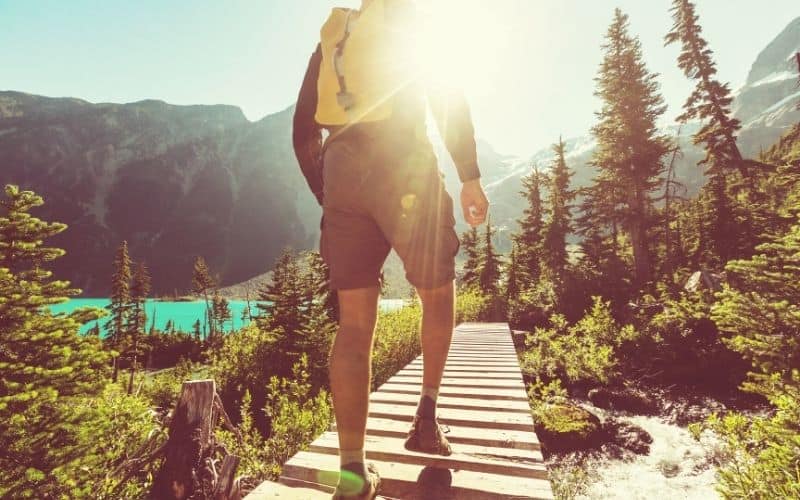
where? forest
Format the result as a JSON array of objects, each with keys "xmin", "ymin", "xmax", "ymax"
[{"xmin": 1, "ymin": 0, "xmax": 799, "ymax": 498}]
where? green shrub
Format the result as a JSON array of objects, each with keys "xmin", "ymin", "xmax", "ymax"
[
  {"xmin": 455, "ymin": 287, "xmax": 490, "ymax": 323},
  {"xmin": 691, "ymin": 373, "xmax": 800, "ymax": 499},
  {"xmin": 521, "ymin": 297, "xmax": 636, "ymax": 385},
  {"xmin": 217, "ymin": 356, "xmax": 331, "ymax": 487},
  {"xmin": 372, "ymin": 303, "xmax": 422, "ymax": 389},
  {"xmin": 138, "ymin": 358, "xmax": 201, "ymax": 412}
]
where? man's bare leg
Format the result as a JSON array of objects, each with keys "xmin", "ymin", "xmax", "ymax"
[
  {"xmin": 417, "ymin": 280, "xmax": 456, "ymax": 391},
  {"xmin": 403, "ymin": 280, "xmax": 455, "ymax": 456},
  {"xmin": 329, "ymin": 286, "xmax": 380, "ymax": 495}
]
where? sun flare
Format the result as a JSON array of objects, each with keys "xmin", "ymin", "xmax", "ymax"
[{"xmin": 410, "ymin": 0, "xmax": 504, "ymax": 88}]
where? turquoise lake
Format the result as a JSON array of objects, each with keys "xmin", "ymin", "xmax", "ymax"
[{"xmin": 51, "ymin": 298, "xmax": 406, "ymax": 335}]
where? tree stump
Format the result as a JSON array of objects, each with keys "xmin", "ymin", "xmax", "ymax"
[{"xmin": 150, "ymin": 379, "xmax": 241, "ymax": 500}]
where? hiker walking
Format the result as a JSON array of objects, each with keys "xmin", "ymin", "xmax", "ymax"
[{"xmin": 293, "ymin": 0, "xmax": 488, "ymax": 497}]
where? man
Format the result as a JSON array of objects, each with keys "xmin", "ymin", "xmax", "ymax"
[{"xmin": 292, "ymin": 0, "xmax": 488, "ymax": 498}]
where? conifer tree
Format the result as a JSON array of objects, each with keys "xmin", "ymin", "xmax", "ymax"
[
  {"xmin": 479, "ymin": 216, "xmax": 502, "ymax": 295},
  {"xmin": 0, "ymin": 185, "xmax": 109, "ymax": 494},
  {"xmin": 504, "ymin": 244, "xmax": 521, "ymax": 303},
  {"xmin": 127, "ymin": 261, "xmax": 150, "ymax": 394},
  {"xmin": 192, "ymin": 319, "xmax": 202, "ymax": 341},
  {"xmin": 460, "ymin": 226, "xmax": 482, "ymax": 290},
  {"xmin": 192, "ymin": 256, "xmax": 216, "ymax": 339},
  {"xmin": 257, "ymin": 249, "xmax": 307, "ymax": 335},
  {"xmin": 592, "ymin": 9, "xmax": 669, "ymax": 291},
  {"xmin": 106, "ymin": 240, "xmax": 132, "ymax": 382},
  {"xmin": 513, "ymin": 165, "xmax": 546, "ymax": 288},
  {"xmin": 665, "ymin": 0, "xmax": 745, "ymax": 176},
  {"xmin": 542, "ymin": 138, "xmax": 574, "ymax": 281},
  {"xmin": 213, "ymin": 291, "xmax": 232, "ymax": 334}
]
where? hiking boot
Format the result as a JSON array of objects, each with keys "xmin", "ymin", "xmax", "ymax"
[
  {"xmin": 332, "ymin": 462, "xmax": 381, "ymax": 499},
  {"xmin": 404, "ymin": 415, "xmax": 453, "ymax": 456}
]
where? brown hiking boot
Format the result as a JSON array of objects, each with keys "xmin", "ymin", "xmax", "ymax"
[
  {"xmin": 404, "ymin": 415, "xmax": 453, "ymax": 456},
  {"xmin": 332, "ymin": 462, "xmax": 381, "ymax": 499}
]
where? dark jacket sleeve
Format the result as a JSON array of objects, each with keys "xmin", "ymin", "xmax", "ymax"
[
  {"xmin": 293, "ymin": 44, "xmax": 324, "ymax": 205},
  {"xmin": 427, "ymin": 86, "xmax": 481, "ymax": 183}
]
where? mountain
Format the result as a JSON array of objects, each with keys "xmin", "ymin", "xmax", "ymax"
[{"xmin": 0, "ymin": 92, "xmax": 319, "ymax": 295}]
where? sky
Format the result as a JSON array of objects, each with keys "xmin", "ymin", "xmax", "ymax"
[{"xmin": 2, "ymin": 0, "xmax": 798, "ymax": 156}]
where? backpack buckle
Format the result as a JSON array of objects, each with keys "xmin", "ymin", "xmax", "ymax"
[{"xmin": 337, "ymin": 91, "xmax": 356, "ymax": 111}]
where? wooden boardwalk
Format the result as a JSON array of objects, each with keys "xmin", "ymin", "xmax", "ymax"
[{"xmin": 246, "ymin": 322, "xmax": 553, "ymax": 499}]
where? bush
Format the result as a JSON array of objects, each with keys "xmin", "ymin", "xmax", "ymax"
[
  {"xmin": 372, "ymin": 303, "xmax": 422, "ymax": 389},
  {"xmin": 691, "ymin": 373, "xmax": 800, "ymax": 499},
  {"xmin": 521, "ymin": 297, "xmax": 636, "ymax": 385},
  {"xmin": 138, "ymin": 358, "xmax": 202, "ymax": 412},
  {"xmin": 455, "ymin": 287, "xmax": 490, "ymax": 323},
  {"xmin": 639, "ymin": 291, "xmax": 746, "ymax": 389},
  {"xmin": 217, "ymin": 356, "xmax": 331, "ymax": 489}
]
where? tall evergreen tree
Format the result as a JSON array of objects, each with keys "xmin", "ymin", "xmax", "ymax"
[
  {"xmin": 106, "ymin": 240, "xmax": 132, "ymax": 383},
  {"xmin": 513, "ymin": 165, "xmax": 546, "ymax": 288},
  {"xmin": 192, "ymin": 256, "xmax": 216, "ymax": 339},
  {"xmin": 665, "ymin": 0, "xmax": 746, "ymax": 177},
  {"xmin": 542, "ymin": 138, "xmax": 574, "ymax": 281},
  {"xmin": 591, "ymin": 9, "xmax": 670, "ymax": 291},
  {"xmin": 460, "ymin": 226, "xmax": 482, "ymax": 290},
  {"xmin": 213, "ymin": 291, "xmax": 232, "ymax": 334},
  {"xmin": 479, "ymin": 216, "xmax": 502, "ymax": 295},
  {"xmin": 0, "ymin": 185, "xmax": 109, "ymax": 494},
  {"xmin": 127, "ymin": 261, "xmax": 150, "ymax": 394},
  {"xmin": 504, "ymin": 244, "xmax": 521, "ymax": 303},
  {"xmin": 256, "ymin": 249, "xmax": 308, "ymax": 336}
]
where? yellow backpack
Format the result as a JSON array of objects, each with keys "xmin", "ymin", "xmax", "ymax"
[{"xmin": 315, "ymin": 0, "xmax": 409, "ymax": 126}]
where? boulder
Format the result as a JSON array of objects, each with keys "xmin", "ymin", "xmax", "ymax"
[
  {"xmin": 604, "ymin": 419, "xmax": 653, "ymax": 455},
  {"xmin": 533, "ymin": 404, "xmax": 604, "ymax": 454},
  {"xmin": 588, "ymin": 387, "xmax": 657, "ymax": 414}
]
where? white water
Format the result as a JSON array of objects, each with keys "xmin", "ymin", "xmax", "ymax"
[{"xmin": 573, "ymin": 404, "xmax": 720, "ymax": 500}]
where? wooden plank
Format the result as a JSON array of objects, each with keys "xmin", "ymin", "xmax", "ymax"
[
  {"xmin": 281, "ymin": 451, "xmax": 554, "ymax": 500},
  {"xmin": 351, "ymin": 416, "xmax": 541, "ymax": 452},
  {"xmin": 369, "ymin": 390, "xmax": 532, "ymax": 413}
]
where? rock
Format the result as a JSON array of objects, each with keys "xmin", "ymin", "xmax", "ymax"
[
  {"xmin": 684, "ymin": 270, "xmax": 725, "ymax": 293},
  {"xmin": 657, "ymin": 459, "xmax": 681, "ymax": 478},
  {"xmin": 533, "ymin": 404, "xmax": 605, "ymax": 454},
  {"xmin": 588, "ymin": 387, "xmax": 657, "ymax": 414},
  {"xmin": 604, "ymin": 419, "xmax": 653, "ymax": 455}
]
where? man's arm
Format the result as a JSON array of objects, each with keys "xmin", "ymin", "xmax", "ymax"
[
  {"xmin": 427, "ymin": 87, "xmax": 488, "ymax": 226},
  {"xmin": 293, "ymin": 44, "xmax": 324, "ymax": 206}
]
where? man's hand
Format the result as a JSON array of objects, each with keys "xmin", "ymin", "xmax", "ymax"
[{"xmin": 460, "ymin": 179, "xmax": 489, "ymax": 227}]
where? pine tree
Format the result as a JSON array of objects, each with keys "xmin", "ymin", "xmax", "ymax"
[
  {"xmin": 542, "ymin": 138, "xmax": 574, "ymax": 281},
  {"xmin": 460, "ymin": 226, "xmax": 482, "ymax": 290},
  {"xmin": 665, "ymin": 0, "xmax": 746, "ymax": 177},
  {"xmin": 106, "ymin": 240, "xmax": 132, "ymax": 383},
  {"xmin": 192, "ymin": 256, "xmax": 217, "ymax": 339},
  {"xmin": 192, "ymin": 319, "xmax": 202, "ymax": 341},
  {"xmin": 257, "ymin": 249, "xmax": 308, "ymax": 336},
  {"xmin": 591, "ymin": 9, "xmax": 670, "ymax": 291},
  {"xmin": 479, "ymin": 216, "xmax": 502, "ymax": 295},
  {"xmin": 712, "ymin": 218, "xmax": 800, "ymax": 388},
  {"xmin": 127, "ymin": 261, "xmax": 150, "ymax": 394},
  {"xmin": 504, "ymin": 244, "xmax": 521, "ymax": 303},
  {"xmin": 0, "ymin": 185, "xmax": 110, "ymax": 494},
  {"xmin": 513, "ymin": 165, "xmax": 546, "ymax": 288},
  {"xmin": 213, "ymin": 291, "xmax": 232, "ymax": 334}
]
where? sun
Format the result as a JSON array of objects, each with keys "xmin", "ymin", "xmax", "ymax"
[{"xmin": 410, "ymin": 0, "xmax": 503, "ymax": 89}]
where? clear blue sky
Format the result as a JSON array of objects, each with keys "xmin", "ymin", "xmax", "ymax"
[{"xmin": 2, "ymin": 1, "xmax": 798, "ymax": 156}]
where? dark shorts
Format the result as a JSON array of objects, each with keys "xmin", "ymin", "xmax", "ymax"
[{"xmin": 320, "ymin": 131, "xmax": 460, "ymax": 290}]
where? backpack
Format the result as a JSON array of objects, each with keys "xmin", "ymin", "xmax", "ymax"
[{"xmin": 315, "ymin": 0, "xmax": 412, "ymax": 126}]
